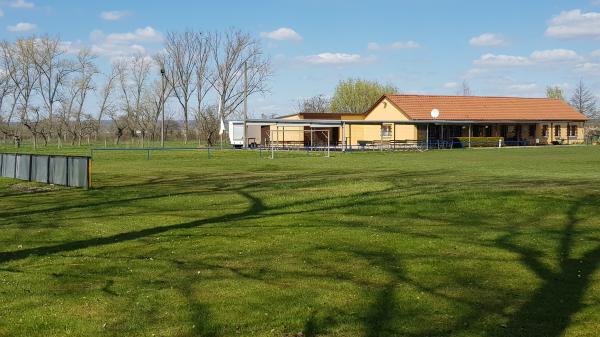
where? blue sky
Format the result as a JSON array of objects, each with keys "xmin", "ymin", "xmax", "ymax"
[{"xmin": 1, "ymin": 0, "xmax": 599, "ymax": 117}]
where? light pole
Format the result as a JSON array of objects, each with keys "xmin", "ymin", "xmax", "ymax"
[{"xmin": 160, "ymin": 68, "xmax": 165, "ymax": 148}]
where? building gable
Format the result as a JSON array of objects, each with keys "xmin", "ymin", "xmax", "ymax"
[{"xmin": 364, "ymin": 97, "xmax": 412, "ymax": 121}]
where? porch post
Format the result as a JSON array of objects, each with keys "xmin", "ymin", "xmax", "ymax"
[
  {"xmin": 380, "ymin": 124, "xmax": 383, "ymax": 152},
  {"xmin": 468, "ymin": 124, "xmax": 472, "ymax": 148},
  {"xmin": 426, "ymin": 123, "xmax": 429, "ymax": 150},
  {"xmin": 349, "ymin": 124, "xmax": 352, "ymax": 151},
  {"xmin": 393, "ymin": 123, "xmax": 396, "ymax": 150},
  {"xmin": 341, "ymin": 122, "xmax": 346, "ymax": 152},
  {"xmin": 327, "ymin": 129, "xmax": 331, "ymax": 158},
  {"xmin": 567, "ymin": 123, "xmax": 570, "ymax": 145}
]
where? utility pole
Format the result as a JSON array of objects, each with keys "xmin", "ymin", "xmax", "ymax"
[
  {"xmin": 243, "ymin": 61, "xmax": 248, "ymax": 148},
  {"xmin": 160, "ymin": 68, "xmax": 166, "ymax": 148}
]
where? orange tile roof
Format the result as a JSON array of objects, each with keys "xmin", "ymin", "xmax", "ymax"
[{"xmin": 381, "ymin": 94, "xmax": 588, "ymax": 121}]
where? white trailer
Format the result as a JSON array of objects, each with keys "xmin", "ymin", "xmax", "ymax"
[{"xmin": 228, "ymin": 121, "xmax": 262, "ymax": 148}]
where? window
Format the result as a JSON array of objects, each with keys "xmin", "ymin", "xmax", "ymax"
[
  {"xmin": 529, "ymin": 125, "xmax": 536, "ymax": 137},
  {"xmin": 381, "ymin": 124, "xmax": 392, "ymax": 138},
  {"xmin": 554, "ymin": 125, "xmax": 561, "ymax": 138},
  {"xmin": 542, "ymin": 125, "xmax": 549, "ymax": 137},
  {"xmin": 569, "ymin": 125, "xmax": 578, "ymax": 138}
]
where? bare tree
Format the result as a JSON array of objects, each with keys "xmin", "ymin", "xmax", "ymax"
[
  {"xmin": 296, "ymin": 94, "xmax": 331, "ymax": 113},
  {"xmin": 1, "ymin": 38, "xmax": 43, "ymax": 148},
  {"xmin": 160, "ymin": 31, "xmax": 202, "ymax": 144},
  {"xmin": 57, "ymin": 83, "xmax": 78, "ymax": 144},
  {"xmin": 570, "ymin": 80, "xmax": 597, "ymax": 118},
  {"xmin": 0, "ymin": 70, "xmax": 17, "ymax": 142},
  {"xmin": 115, "ymin": 54, "xmax": 152, "ymax": 141},
  {"xmin": 195, "ymin": 104, "xmax": 219, "ymax": 146},
  {"xmin": 56, "ymin": 50, "xmax": 97, "ymax": 146},
  {"xmin": 96, "ymin": 64, "xmax": 118, "ymax": 140},
  {"xmin": 33, "ymin": 36, "xmax": 76, "ymax": 146},
  {"xmin": 208, "ymin": 29, "xmax": 271, "ymax": 120},
  {"xmin": 141, "ymin": 79, "xmax": 173, "ymax": 142},
  {"xmin": 194, "ymin": 34, "xmax": 211, "ymax": 145}
]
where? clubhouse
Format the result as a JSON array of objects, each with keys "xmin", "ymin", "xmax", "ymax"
[{"xmin": 244, "ymin": 94, "xmax": 588, "ymax": 149}]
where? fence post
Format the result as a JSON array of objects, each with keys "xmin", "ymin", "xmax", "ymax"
[
  {"xmin": 86, "ymin": 157, "xmax": 92, "ymax": 190},
  {"xmin": 28, "ymin": 154, "xmax": 33, "ymax": 182},
  {"xmin": 65, "ymin": 156, "xmax": 69, "ymax": 187},
  {"xmin": 47, "ymin": 155, "xmax": 51, "ymax": 184},
  {"xmin": 14, "ymin": 153, "xmax": 17, "ymax": 179}
]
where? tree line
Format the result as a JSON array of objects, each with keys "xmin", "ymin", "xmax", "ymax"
[{"xmin": 0, "ymin": 29, "xmax": 272, "ymax": 148}]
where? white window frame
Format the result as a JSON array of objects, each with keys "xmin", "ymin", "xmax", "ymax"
[{"xmin": 381, "ymin": 124, "xmax": 393, "ymax": 138}]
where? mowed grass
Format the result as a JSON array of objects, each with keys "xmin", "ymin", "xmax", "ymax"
[{"xmin": 1, "ymin": 146, "xmax": 600, "ymax": 337}]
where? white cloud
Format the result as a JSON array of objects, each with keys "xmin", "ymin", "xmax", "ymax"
[
  {"xmin": 100, "ymin": 11, "xmax": 131, "ymax": 21},
  {"xmin": 301, "ymin": 53, "xmax": 363, "ymax": 65},
  {"xmin": 7, "ymin": 22, "xmax": 37, "ymax": 32},
  {"xmin": 10, "ymin": 0, "xmax": 34, "ymax": 8},
  {"xmin": 575, "ymin": 62, "xmax": 600, "ymax": 74},
  {"xmin": 508, "ymin": 83, "xmax": 538, "ymax": 91},
  {"xmin": 591, "ymin": 49, "xmax": 600, "ymax": 57},
  {"xmin": 94, "ymin": 26, "xmax": 163, "ymax": 44},
  {"xmin": 390, "ymin": 41, "xmax": 420, "ymax": 49},
  {"xmin": 474, "ymin": 53, "xmax": 531, "ymax": 66},
  {"xmin": 473, "ymin": 49, "xmax": 580, "ymax": 67},
  {"xmin": 0, "ymin": 10, "xmax": 4, "ymax": 17},
  {"xmin": 89, "ymin": 26, "xmax": 163, "ymax": 59},
  {"xmin": 529, "ymin": 49, "xmax": 581, "ymax": 62},
  {"xmin": 546, "ymin": 9, "xmax": 600, "ymax": 39},
  {"xmin": 260, "ymin": 28, "xmax": 302, "ymax": 41},
  {"xmin": 368, "ymin": 41, "xmax": 420, "ymax": 51},
  {"xmin": 507, "ymin": 83, "xmax": 541, "ymax": 96},
  {"xmin": 443, "ymin": 82, "xmax": 459, "ymax": 89},
  {"xmin": 469, "ymin": 33, "xmax": 507, "ymax": 47}
]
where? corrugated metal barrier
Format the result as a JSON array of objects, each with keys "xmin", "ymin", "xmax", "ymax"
[{"xmin": 0, "ymin": 153, "xmax": 91, "ymax": 189}]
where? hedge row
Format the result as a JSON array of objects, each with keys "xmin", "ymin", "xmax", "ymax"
[{"xmin": 453, "ymin": 137, "xmax": 503, "ymax": 148}]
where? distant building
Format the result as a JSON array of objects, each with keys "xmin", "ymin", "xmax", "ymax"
[{"xmin": 246, "ymin": 94, "xmax": 588, "ymax": 148}]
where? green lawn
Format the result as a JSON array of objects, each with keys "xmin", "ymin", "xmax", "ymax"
[{"xmin": 1, "ymin": 146, "xmax": 600, "ymax": 337}]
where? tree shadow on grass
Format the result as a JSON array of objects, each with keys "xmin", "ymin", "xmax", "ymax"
[
  {"xmin": 491, "ymin": 194, "xmax": 600, "ymax": 337},
  {"xmin": 0, "ymin": 189, "xmax": 265, "ymax": 264},
  {"xmin": 3, "ymin": 170, "xmax": 600, "ymax": 336}
]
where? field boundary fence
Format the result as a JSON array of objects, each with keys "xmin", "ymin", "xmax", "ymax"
[{"xmin": 90, "ymin": 147, "xmax": 216, "ymax": 160}]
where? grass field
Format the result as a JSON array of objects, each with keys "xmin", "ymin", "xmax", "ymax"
[{"xmin": 1, "ymin": 146, "xmax": 600, "ymax": 337}]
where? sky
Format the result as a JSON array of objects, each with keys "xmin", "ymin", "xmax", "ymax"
[{"xmin": 0, "ymin": 0, "xmax": 599, "ymax": 117}]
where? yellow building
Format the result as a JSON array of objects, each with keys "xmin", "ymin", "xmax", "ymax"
[{"xmin": 250, "ymin": 94, "xmax": 588, "ymax": 149}]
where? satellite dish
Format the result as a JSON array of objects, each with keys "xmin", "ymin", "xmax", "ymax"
[{"xmin": 431, "ymin": 109, "xmax": 440, "ymax": 119}]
